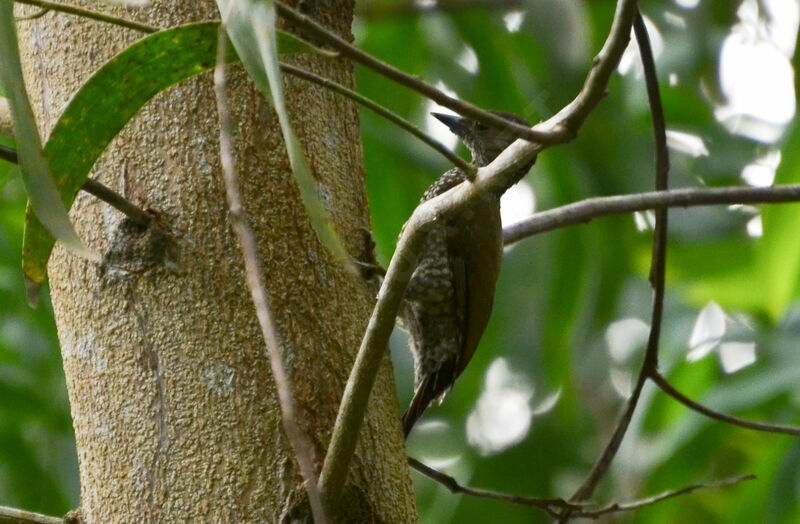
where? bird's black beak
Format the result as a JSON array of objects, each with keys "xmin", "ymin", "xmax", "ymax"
[{"xmin": 431, "ymin": 112, "xmax": 468, "ymax": 135}]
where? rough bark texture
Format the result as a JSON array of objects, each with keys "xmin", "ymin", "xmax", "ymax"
[{"xmin": 17, "ymin": 1, "xmax": 416, "ymax": 522}]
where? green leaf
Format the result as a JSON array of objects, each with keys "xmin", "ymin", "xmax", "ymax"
[
  {"xmin": 22, "ymin": 21, "xmax": 329, "ymax": 289},
  {"xmin": 756, "ymin": 121, "xmax": 800, "ymax": 322},
  {"xmin": 218, "ymin": 0, "xmax": 349, "ymax": 263},
  {"xmin": 0, "ymin": 5, "xmax": 95, "ymax": 273}
]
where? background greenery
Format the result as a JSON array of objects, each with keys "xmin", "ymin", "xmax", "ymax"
[{"xmin": 1, "ymin": 0, "xmax": 799, "ymax": 521}]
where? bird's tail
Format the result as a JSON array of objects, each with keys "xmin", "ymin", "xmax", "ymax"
[{"xmin": 402, "ymin": 373, "xmax": 447, "ymax": 438}]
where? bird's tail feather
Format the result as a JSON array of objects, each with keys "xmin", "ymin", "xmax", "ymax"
[{"xmin": 402, "ymin": 375, "xmax": 437, "ymax": 438}]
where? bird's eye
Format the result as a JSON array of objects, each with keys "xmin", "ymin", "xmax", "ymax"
[{"xmin": 475, "ymin": 122, "xmax": 488, "ymax": 131}]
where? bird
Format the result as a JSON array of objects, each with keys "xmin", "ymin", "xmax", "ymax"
[{"xmin": 400, "ymin": 110, "xmax": 535, "ymax": 437}]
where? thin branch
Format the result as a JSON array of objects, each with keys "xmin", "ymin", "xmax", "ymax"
[
  {"xmin": 356, "ymin": 0, "xmax": 526, "ymax": 20},
  {"xmin": 318, "ymin": 0, "xmax": 639, "ymax": 507},
  {"xmin": 503, "ymin": 184, "xmax": 800, "ymax": 245},
  {"xmin": 570, "ymin": 474, "xmax": 755, "ymax": 519},
  {"xmin": 81, "ymin": 179, "xmax": 151, "ymax": 227},
  {"xmin": 213, "ymin": 26, "xmax": 327, "ymax": 523},
  {"xmin": 14, "ymin": 7, "xmax": 50, "ymax": 21},
  {"xmin": 0, "ymin": 143, "xmax": 18, "ymax": 164},
  {"xmin": 0, "ymin": 505, "xmax": 62, "ymax": 524},
  {"xmin": 279, "ymin": 63, "xmax": 475, "ymax": 175},
  {"xmin": 13, "ymin": 0, "xmax": 158, "ymax": 33},
  {"xmin": 0, "ymin": 144, "xmax": 152, "ymax": 227},
  {"xmin": 274, "ymin": 0, "xmax": 560, "ymax": 144},
  {"xmin": 408, "ymin": 457, "xmax": 583, "ymax": 519},
  {"xmin": 563, "ymin": 10, "xmax": 671, "ymax": 512},
  {"xmin": 409, "ymin": 457, "xmax": 754, "ymax": 521},
  {"xmin": 636, "ymin": 7, "xmax": 670, "ymax": 287},
  {"xmin": 651, "ymin": 371, "xmax": 800, "ymax": 437}
]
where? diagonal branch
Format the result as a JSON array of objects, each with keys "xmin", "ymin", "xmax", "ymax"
[
  {"xmin": 317, "ymin": 0, "xmax": 640, "ymax": 507},
  {"xmin": 279, "ymin": 63, "xmax": 474, "ymax": 175},
  {"xmin": 0, "ymin": 144, "xmax": 152, "ymax": 227}
]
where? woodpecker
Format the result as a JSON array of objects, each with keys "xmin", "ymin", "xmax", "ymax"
[{"xmin": 401, "ymin": 110, "xmax": 535, "ymax": 436}]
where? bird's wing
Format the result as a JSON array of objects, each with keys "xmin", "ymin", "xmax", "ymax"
[{"xmin": 449, "ymin": 199, "xmax": 503, "ymax": 378}]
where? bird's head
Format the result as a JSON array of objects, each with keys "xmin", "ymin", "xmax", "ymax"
[{"xmin": 431, "ymin": 110, "xmax": 530, "ymax": 167}]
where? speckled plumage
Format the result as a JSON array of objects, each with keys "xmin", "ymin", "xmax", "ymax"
[{"xmin": 401, "ymin": 111, "xmax": 535, "ymax": 436}]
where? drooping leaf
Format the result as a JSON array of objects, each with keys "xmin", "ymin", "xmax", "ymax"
[
  {"xmin": 218, "ymin": 0, "xmax": 349, "ymax": 263},
  {"xmin": 22, "ymin": 21, "xmax": 332, "ymax": 290},
  {"xmin": 0, "ymin": 4, "xmax": 95, "ymax": 284}
]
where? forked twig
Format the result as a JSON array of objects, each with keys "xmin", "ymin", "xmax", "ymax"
[{"xmin": 410, "ymin": 458, "xmax": 754, "ymax": 520}]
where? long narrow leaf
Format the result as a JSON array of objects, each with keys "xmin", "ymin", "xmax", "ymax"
[
  {"xmin": 0, "ymin": 4, "xmax": 95, "ymax": 274},
  {"xmin": 22, "ymin": 21, "xmax": 331, "ymax": 290},
  {"xmin": 219, "ymin": 0, "xmax": 349, "ymax": 262}
]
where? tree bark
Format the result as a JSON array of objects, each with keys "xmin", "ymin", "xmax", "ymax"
[{"xmin": 17, "ymin": 1, "xmax": 415, "ymax": 521}]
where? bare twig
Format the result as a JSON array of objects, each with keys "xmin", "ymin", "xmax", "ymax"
[
  {"xmin": 213, "ymin": 25, "xmax": 327, "ymax": 523},
  {"xmin": 409, "ymin": 457, "xmax": 754, "ymax": 521},
  {"xmin": 0, "ymin": 505, "xmax": 62, "ymax": 524},
  {"xmin": 408, "ymin": 457, "xmax": 583, "ymax": 518},
  {"xmin": 0, "ymin": 144, "xmax": 152, "ymax": 227},
  {"xmin": 570, "ymin": 474, "xmax": 755, "ymax": 519},
  {"xmin": 14, "ymin": 7, "xmax": 50, "ymax": 21},
  {"xmin": 318, "ymin": 0, "xmax": 639, "ymax": 507},
  {"xmin": 279, "ymin": 63, "xmax": 475, "ymax": 175},
  {"xmin": 13, "ymin": 0, "xmax": 157, "ymax": 33},
  {"xmin": 562, "ymin": 10, "xmax": 671, "ymax": 514},
  {"xmin": 274, "ymin": 0, "xmax": 559, "ymax": 144},
  {"xmin": 503, "ymin": 184, "xmax": 800, "ymax": 244},
  {"xmin": 651, "ymin": 372, "xmax": 800, "ymax": 437}
]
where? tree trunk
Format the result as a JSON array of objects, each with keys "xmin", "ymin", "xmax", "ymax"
[{"xmin": 17, "ymin": 1, "xmax": 416, "ymax": 521}]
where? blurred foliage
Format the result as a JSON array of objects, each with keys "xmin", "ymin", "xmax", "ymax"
[
  {"xmin": 1, "ymin": 0, "xmax": 800, "ymax": 521},
  {"xmin": 0, "ymin": 136, "xmax": 78, "ymax": 515}
]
